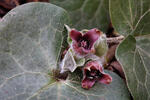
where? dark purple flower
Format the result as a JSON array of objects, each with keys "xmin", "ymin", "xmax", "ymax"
[
  {"xmin": 82, "ymin": 61, "xmax": 112, "ymax": 89},
  {"xmin": 70, "ymin": 28, "xmax": 101, "ymax": 56}
]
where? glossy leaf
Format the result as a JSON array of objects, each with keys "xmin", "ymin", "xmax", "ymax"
[
  {"xmin": 51, "ymin": 0, "xmax": 110, "ymax": 32},
  {"xmin": 110, "ymin": 0, "xmax": 150, "ymax": 36},
  {"xmin": 116, "ymin": 35, "xmax": 150, "ymax": 100}
]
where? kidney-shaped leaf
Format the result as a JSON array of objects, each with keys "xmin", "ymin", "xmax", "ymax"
[
  {"xmin": 0, "ymin": 2, "xmax": 70, "ymax": 72},
  {"xmin": 51, "ymin": 0, "xmax": 110, "ymax": 32},
  {"xmin": 0, "ymin": 2, "xmax": 69, "ymax": 99},
  {"xmin": 110, "ymin": 0, "xmax": 150, "ymax": 36},
  {"xmin": 116, "ymin": 35, "xmax": 150, "ymax": 100}
]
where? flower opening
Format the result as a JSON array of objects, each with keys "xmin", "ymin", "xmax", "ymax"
[
  {"xmin": 70, "ymin": 28, "xmax": 101, "ymax": 56},
  {"xmin": 82, "ymin": 61, "xmax": 112, "ymax": 89}
]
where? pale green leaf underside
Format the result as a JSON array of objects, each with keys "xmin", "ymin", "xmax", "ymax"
[
  {"xmin": 51, "ymin": 0, "xmax": 110, "ymax": 32},
  {"xmin": 110, "ymin": 0, "xmax": 150, "ymax": 36},
  {"xmin": 116, "ymin": 35, "xmax": 150, "ymax": 100}
]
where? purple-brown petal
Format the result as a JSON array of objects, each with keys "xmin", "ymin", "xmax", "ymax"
[
  {"xmin": 72, "ymin": 42, "xmax": 95, "ymax": 56},
  {"xmin": 72, "ymin": 42, "xmax": 89, "ymax": 55},
  {"xmin": 70, "ymin": 29, "xmax": 82, "ymax": 42},
  {"xmin": 81, "ymin": 61, "xmax": 112, "ymax": 89},
  {"xmin": 83, "ymin": 28, "xmax": 101, "ymax": 48},
  {"xmin": 98, "ymin": 73, "xmax": 112, "ymax": 84},
  {"xmin": 70, "ymin": 29, "xmax": 101, "ymax": 55},
  {"xmin": 81, "ymin": 61, "xmax": 100, "ymax": 89},
  {"xmin": 85, "ymin": 61, "xmax": 100, "ymax": 70},
  {"xmin": 82, "ymin": 78, "xmax": 96, "ymax": 89}
]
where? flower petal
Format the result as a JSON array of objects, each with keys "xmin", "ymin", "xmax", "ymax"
[
  {"xmin": 85, "ymin": 61, "xmax": 100, "ymax": 70},
  {"xmin": 83, "ymin": 28, "xmax": 101, "ymax": 48},
  {"xmin": 72, "ymin": 43, "xmax": 88, "ymax": 55},
  {"xmin": 70, "ymin": 29, "xmax": 82, "ymax": 42},
  {"xmin": 98, "ymin": 73, "xmax": 112, "ymax": 84},
  {"xmin": 82, "ymin": 78, "xmax": 96, "ymax": 89},
  {"xmin": 72, "ymin": 43, "xmax": 95, "ymax": 56}
]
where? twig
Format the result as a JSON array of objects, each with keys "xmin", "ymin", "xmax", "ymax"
[
  {"xmin": 106, "ymin": 44, "xmax": 118, "ymax": 63},
  {"xmin": 106, "ymin": 35, "xmax": 124, "ymax": 44},
  {"xmin": 110, "ymin": 61, "xmax": 125, "ymax": 79}
]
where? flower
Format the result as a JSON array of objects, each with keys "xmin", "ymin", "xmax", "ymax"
[
  {"xmin": 70, "ymin": 28, "xmax": 101, "ymax": 56},
  {"xmin": 82, "ymin": 61, "xmax": 112, "ymax": 89}
]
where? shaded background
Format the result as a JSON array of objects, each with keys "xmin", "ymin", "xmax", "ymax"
[{"xmin": 0, "ymin": 0, "xmax": 48, "ymax": 17}]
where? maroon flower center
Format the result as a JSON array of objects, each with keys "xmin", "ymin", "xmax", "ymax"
[
  {"xmin": 78, "ymin": 39, "xmax": 90, "ymax": 49},
  {"xmin": 86, "ymin": 69, "xmax": 102, "ymax": 80},
  {"xmin": 81, "ymin": 41, "xmax": 87, "ymax": 47}
]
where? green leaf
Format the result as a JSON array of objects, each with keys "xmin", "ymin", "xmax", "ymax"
[
  {"xmin": 116, "ymin": 35, "xmax": 150, "ymax": 100},
  {"xmin": 25, "ymin": 71, "xmax": 131, "ymax": 100},
  {"xmin": 0, "ymin": 2, "xmax": 70, "ymax": 99},
  {"xmin": 51, "ymin": 0, "xmax": 110, "ymax": 32},
  {"xmin": 110, "ymin": 0, "xmax": 150, "ymax": 99},
  {"xmin": 109, "ymin": 0, "xmax": 150, "ymax": 36},
  {"xmin": 0, "ymin": 2, "xmax": 70, "ymax": 70}
]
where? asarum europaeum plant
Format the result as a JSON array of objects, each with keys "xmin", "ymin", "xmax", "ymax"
[
  {"xmin": 60, "ymin": 25, "xmax": 112, "ymax": 89},
  {"xmin": 1, "ymin": 2, "xmax": 149, "ymax": 99}
]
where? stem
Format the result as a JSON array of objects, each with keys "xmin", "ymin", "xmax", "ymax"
[{"xmin": 106, "ymin": 35, "xmax": 124, "ymax": 44}]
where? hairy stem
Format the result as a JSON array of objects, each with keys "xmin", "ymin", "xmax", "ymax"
[{"xmin": 107, "ymin": 35, "xmax": 124, "ymax": 44}]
